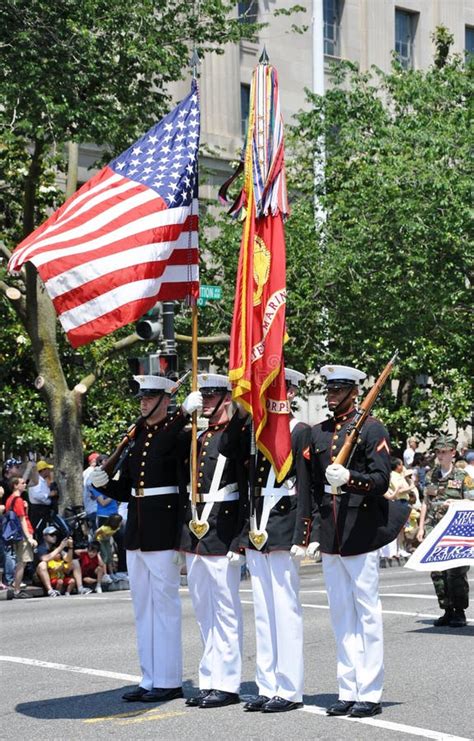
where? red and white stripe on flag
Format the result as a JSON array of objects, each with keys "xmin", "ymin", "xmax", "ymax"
[{"xmin": 8, "ymin": 83, "xmax": 200, "ymax": 347}]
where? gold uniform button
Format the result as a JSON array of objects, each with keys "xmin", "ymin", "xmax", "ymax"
[
  {"xmin": 303, "ymin": 530, "xmax": 307, "ymax": 535},
  {"xmin": 336, "ymin": 424, "xmax": 342, "ymax": 431},
  {"xmin": 363, "ymin": 503, "xmax": 367, "ymax": 508},
  {"xmin": 332, "ymin": 444, "xmax": 337, "ymax": 450},
  {"xmin": 257, "ymin": 478, "xmax": 263, "ymax": 483},
  {"xmin": 331, "ymin": 456, "xmax": 336, "ymax": 462},
  {"xmin": 280, "ymin": 505, "xmax": 285, "ymax": 510},
  {"xmin": 199, "ymin": 472, "xmax": 203, "ymax": 477},
  {"xmin": 141, "ymin": 462, "xmax": 145, "ymax": 467},
  {"xmin": 139, "ymin": 481, "xmax": 145, "ymax": 487},
  {"xmin": 145, "ymin": 442, "xmax": 150, "ymax": 447},
  {"xmin": 224, "ymin": 510, "xmax": 229, "ymax": 514},
  {"xmin": 167, "ymin": 505, "xmax": 172, "ymax": 509},
  {"xmin": 147, "ymin": 433, "xmax": 153, "ymax": 439},
  {"xmin": 143, "ymin": 451, "xmax": 147, "ymax": 457},
  {"xmin": 358, "ymin": 482, "xmax": 362, "ymax": 486},
  {"xmin": 260, "ymin": 466, "xmax": 265, "ymax": 472},
  {"xmin": 204, "ymin": 441, "xmax": 210, "ymax": 447},
  {"xmin": 202, "ymin": 451, "xmax": 207, "ymax": 456}
]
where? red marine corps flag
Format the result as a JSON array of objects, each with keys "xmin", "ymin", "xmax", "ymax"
[
  {"xmin": 227, "ymin": 55, "xmax": 292, "ymax": 481},
  {"xmin": 8, "ymin": 83, "xmax": 200, "ymax": 347}
]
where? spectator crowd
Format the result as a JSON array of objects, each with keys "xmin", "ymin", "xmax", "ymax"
[
  {"xmin": 0, "ymin": 439, "xmax": 472, "ymax": 598},
  {"xmin": 0, "ymin": 453, "xmax": 127, "ymax": 599}
]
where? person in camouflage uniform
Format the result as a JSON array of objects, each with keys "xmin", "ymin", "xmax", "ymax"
[{"xmin": 417, "ymin": 434, "xmax": 469, "ymax": 628}]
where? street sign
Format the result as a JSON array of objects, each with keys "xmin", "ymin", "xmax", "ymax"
[{"xmin": 198, "ymin": 284, "xmax": 222, "ymax": 306}]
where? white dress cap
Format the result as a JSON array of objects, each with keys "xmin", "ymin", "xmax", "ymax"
[
  {"xmin": 198, "ymin": 373, "xmax": 232, "ymax": 391},
  {"xmin": 133, "ymin": 374, "xmax": 175, "ymax": 395},
  {"xmin": 319, "ymin": 365, "xmax": 366, "ymax": 384},
  {"xmin": 285, "ymin": 368, "xmax": 305, "ymax": 388}
]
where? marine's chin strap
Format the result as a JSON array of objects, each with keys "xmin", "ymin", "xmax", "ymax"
[
  {"xmin": 142, "ymin": 392, "xmax": 167, "ymax": 422},
  {"xmin": 207, "ymin": 391, "xmax": 229, "ymax": 424},
  {"xmin": 331, "ymin": 385, "xmax": 357, "ymax": 418}
]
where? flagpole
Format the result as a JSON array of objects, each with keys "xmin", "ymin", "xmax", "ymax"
[
  {"xmin": 190, "ymin": 45, "xmax": 200, "ymax": 512},
  {"xmin": 191, "ymin": 300, "xmax": 199, "ymax": 508}
]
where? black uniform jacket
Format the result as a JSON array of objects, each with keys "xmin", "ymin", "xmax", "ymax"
[
  {"xmin": 102, "ymin": 410, "xmax": 189, "ymax": 552},
  {"xmin": 310, "ymin": 409, "xmax": 407, "ymax": 556},
  {"xmin": 240, "ymin": 420, "xmax": 313, "ymax": 553},
  {"xmin": 179, "ymin": 412, "xmax": 249, "ymax": 556}
]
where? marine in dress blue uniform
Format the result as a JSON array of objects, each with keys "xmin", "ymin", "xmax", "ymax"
[
  {"xmin": 241, "ymin": 369, "xmax": 313, "ymax": 713},
  {"xmin": 90, "ymin": 375, "xmax": 202, "ymax": 704},
  {"xmin": 179, "ymin": 374, "xmax": 248, "ymax": 709},
  {"xmin": 309, "ymin": 365, "xmax": 392, "ymax": 719}
]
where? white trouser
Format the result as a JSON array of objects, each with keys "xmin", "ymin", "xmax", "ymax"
[
  {"xmin": 186, "ymin": 554, "xmax": 243, "ymax": 694},
  {"xmin": 246, "ymin": 549, "xmax": 304, "ymax": 702},
  {"xmin": 127, "ymin": 549, "xmax": 182, "ymax": 690},
  {"xmin": 322, "ymin": 551, "xmax": 383, "ymax": 703}
]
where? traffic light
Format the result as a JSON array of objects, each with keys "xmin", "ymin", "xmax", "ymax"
[{"xmin": 135, "ymin": 302, "xmax": 163, "ymax": 341}]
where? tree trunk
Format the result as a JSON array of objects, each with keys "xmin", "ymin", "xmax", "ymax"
[
  {"xmin": 24, "ymin": 265, "xmax": 84, "ymax": 510},
  {"xmin": 18, "ymin": 140, "xmax": 85, "ymax": 511}
]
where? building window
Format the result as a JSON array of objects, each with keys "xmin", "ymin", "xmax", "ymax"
[
  {"xmin": 238, "ymin": 0, "xmax": 258, "ymax": 24},
  {"xmin": 241, "ymin": 84, "xmax": 250, "ymax": 137},
  {"xmin": 466, "ymin": 26, "xmax": 474, "ymax": 60},
  {"xmin": 324, "ymin": 0, "xmax": 342, "ymax": 57},
  {"xmin": 395, "ymin": 9, "xmax": 417, "ymax": 69}
]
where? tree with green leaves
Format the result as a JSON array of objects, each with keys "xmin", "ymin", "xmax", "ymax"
[
  {"xmin": 0, "ymin": 0, "xmax": 267, "ymax": 506},
  {"xmin": 287, "ymin": 27, "xmax": 473, "ymax": 446},
  {"xmin": 195, "ymin": 28, "xmax": 472, "ymax": 447}
]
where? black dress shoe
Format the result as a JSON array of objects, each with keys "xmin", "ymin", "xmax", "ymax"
[
  {"xmin": 262, "ymin": 696, "xmax": 303, "ymax": 713},
  {"xmin": 326, "ymin": 700, "xmax": 355, "ymax": 716},
  {"xmin": 199, "ymin": 690, "xmax": 240, "ymax": 708},
  {"xmin": 243, "ymin": 695, "xmax": 271, "ymax": 712},
  {"xmin": 186, "ymin": 690, "xmax": 212, "ymax": 707},
  {"xmin": 349, "ymin": 701, "xmax": 382, "ymax": 718},
  {"xmin": 122, "ymin": 686, "xmax": 149, "ymax": 701},
  {"xmin": 140, "ymin": 687, "xmax": 183, "ymax": 703}
]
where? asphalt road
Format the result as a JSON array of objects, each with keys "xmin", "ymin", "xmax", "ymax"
[{"xmin": 1, "ymin": 563, "xmax": 473, "ymax": 741}]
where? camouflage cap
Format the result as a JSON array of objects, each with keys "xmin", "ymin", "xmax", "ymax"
[{"xmin": 433, "ymin": 433, "xmax": 457, "ymax": 450}]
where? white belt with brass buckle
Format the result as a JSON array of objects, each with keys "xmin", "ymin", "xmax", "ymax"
[
  {"xmin": 189, "ymin": 484, "xmax": 239, "ymax": 503},
  {"xmin": 256, "ymin": 485, "xmax": 296, "ymax": 497},
  {"xmin": 132, "ymin": 486, "xmax": 178, "ymax": 497}
]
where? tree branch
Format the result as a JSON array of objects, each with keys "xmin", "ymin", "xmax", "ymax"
[
  {"xmin": 74, "ymin": 332, "xmax": 143, "ymax": 394},
  {"xmin": 176, "ymin": 333, "xmax": 230, "ymax": 344}
]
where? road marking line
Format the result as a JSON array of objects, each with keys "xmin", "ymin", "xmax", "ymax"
[
  {"xmin": 243, "ymin": 599, "xmax": 472, "ymax": 621},
  {"xmin": 379, "ymin": 593, "xmax": 438, "ymax": 599},
  {"xmin": 0, "ymin": 656, "xmax": 140, "ymax": 682},
  {"xmin": 300, "ymin": 705, "xmax": 471, "ymax": 741},
  {"xmin": 84, "ymin": 709, "xmax": 187, "ymax": 725},
  {"xmin": 1, "ymin": 656, "xmax": 470, "ymax": 739},
  {"xmin": 84, "ymin": 709, "xmax": 152, "ymax": 723},
  {"xmin": 117, "ymin": 710, "xmax": 186, "ymax": 725}
]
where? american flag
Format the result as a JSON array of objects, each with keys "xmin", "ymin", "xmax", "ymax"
[
  {"xmin": 436, "ymin": 511, "xmax": 474, "ymax": 548},
  {"xmin": 8, "ymin": 82, "xmax": 200, "ymax": 348},
  {"xmin": 405, "ymin": 503, "xmax": 474, "ymax": 571}
]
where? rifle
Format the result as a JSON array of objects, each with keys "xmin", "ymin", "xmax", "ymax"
[
  {"xmin": 102, "ymin": 371, "xmax": 190, "ymax": 478},
  {"xmin": 331, "ymin": 351, "xmax": 399, "ymax": 494}
]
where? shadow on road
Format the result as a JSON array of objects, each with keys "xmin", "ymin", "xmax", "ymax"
[
  {"xmin": 408, "ymin": 621, "xmax": 474, "ymax": 636},
  {"xmin": 16, "ymin": 679, "xmax": 207, "ymax": 721}
]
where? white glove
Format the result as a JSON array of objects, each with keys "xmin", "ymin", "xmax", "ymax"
[
  {"xmin": 325, "ymin": 463, "xmax": 350, "ymax": 488},
  {"xmin": 90, "ymin": 467, "xmax": 110, "ymax": 488},
  {"xmin": 182, "ymin": 391, "xmax": 203, "ymax": 416},
  {"xmin": 172, "ymin": 551, "xmax": 186, "ymax": 567},
  {"xmin": 226, "ymin": 551, "xmax": 246, "ymax": 567},
  {"xmin": 284, "ymin": 476, "xmax": 296, "ymax": 490},
  {"xmin": 290, "ymin": 544, "xmax": 306, "ymax": 560},
  {"xmin": 306, "ymin": 542, "xmax": 320, "ymax": 558}
]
